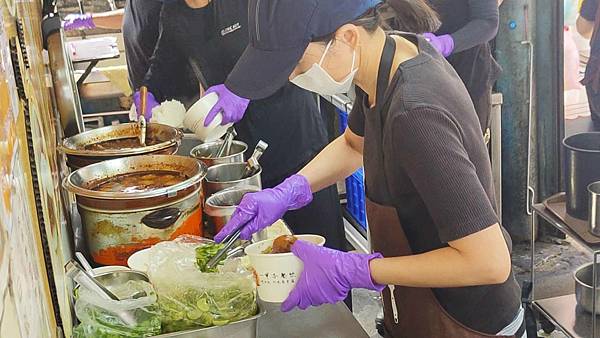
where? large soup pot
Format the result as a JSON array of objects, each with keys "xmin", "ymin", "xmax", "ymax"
[
  {"xmin": 64, "ymin": 155, "xmax": 207, "ymax": 266},
  {"xmin": 563, "ymin": 132, "xmax": 600, "ymax": 219},
  {"xmin": 60, "ymin": 122, "xmax": 183, "ymax": 169}
]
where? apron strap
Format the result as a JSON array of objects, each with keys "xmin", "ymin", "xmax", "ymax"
[{"xmin": 374, "ymin": 35, "xmax": 397, "ymax": 112}]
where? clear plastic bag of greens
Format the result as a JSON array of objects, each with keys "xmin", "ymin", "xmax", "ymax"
[
  {"xmin": 147, "ymin": 236, "xmax": 257, "ymax": 333},
  {"xmin": 73, "ymin": 280, "xmax": 161, "ymax": 338}
]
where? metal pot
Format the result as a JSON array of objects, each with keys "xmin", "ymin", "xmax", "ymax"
[
  {"xmin": 563, "ymin": 132, "xmax": 600, "ymax": 219},
  {"xmin": 190, "ymin": 140, "xmax": 247, "ymax": 168},
  {"xmin": 205, "ymin": 186, "xmax": 261, "ymax": 233},
  {"xmin": 575, "ymin": 262, "xmax": 600, "ymax": 314},
  {"xmin": 61, "ymin": 122, "xmax": 183, "ymax": 169},
  {"xmin": 205, "ymin": 162, "xmax": 262, "ymax": 197},
  {"xmin": 64, "ymin": 155, "xmax": 207, "ymax": 266}
]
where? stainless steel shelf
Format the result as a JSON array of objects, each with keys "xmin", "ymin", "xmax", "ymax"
[
  {"xmin": 533, "ymin": 203, "xmax": 600, "ymax": 254},
  {"xmin": 532, "ymin": 203, "xmax": 600, "ymax": 338},
  {"xmin": 534, "ymin": 294, "xmax": 600, "ymax": 338}
]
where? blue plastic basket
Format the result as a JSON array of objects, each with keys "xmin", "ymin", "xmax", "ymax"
[
  {"xmin": 337, "ymin": 108, "xmax": 349, "ymax": 134},
  {"xmin": 337, "ymin": 109, "xmax": 367, "ymax": 230},
  {"xmin": 346, "ymin": 168, "xmax": 367, "ymax": 230}
]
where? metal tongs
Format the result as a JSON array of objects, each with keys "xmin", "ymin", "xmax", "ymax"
[
  {"xmin": 241, "ymin": 141, "xmax": 268, "ymax": 179},
  {"xmin": 138, "ymin": 86, "xmax": 148, "ymax": 146},
  {"xmin": 65, "ymin": 260, "xmax": 119, "ymax": 301},
  {"xmin": 65, "ymin": 260, "xmax": 138, "ymax": 326},
  {"xmin": 205, "ymin": 228, "xmax": 243, "ymax": 271},
  {"xmin": 214, "ymin": 127, "xmax": 237, "ymax": 158}
]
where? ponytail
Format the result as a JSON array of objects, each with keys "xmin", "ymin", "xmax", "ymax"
[{"xmin": 380, "ymin": 0, "xmax": 441, "ymax": 34}]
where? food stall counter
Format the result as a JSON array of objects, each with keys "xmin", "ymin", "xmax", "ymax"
[{"xmin": 258, "ymin": 302, "xmax": 369, "ymax": 338}]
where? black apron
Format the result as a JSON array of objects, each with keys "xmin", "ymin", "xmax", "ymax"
[{"xmin": 366, "ymin": 35, "xmax": 524, "ymax": 338}]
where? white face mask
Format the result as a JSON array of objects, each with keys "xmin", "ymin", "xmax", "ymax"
[{"xmin": 291, "ymin": 40, "xmax": 358, "ymax": 95}]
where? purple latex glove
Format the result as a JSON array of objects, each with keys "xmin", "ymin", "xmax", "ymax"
[
  {"xmin": 281, "ymin": 240, "xmax": 384, "ymax": 312},
  {"xmin": 63, "ymin": 14, "xmax": 96, "ymax": 31},
  {"xmin": 214, "ymin": 175, "xmax": 313, "ymax": 242},
  {"xmin": 423, "ymin": 33, "xmax": 455, "ymax": 57},
  {"xmin": 133, "ymin": 90, "xmax": 160, "ymax": 119},
  {"xmin": 203, "ymin": 84, "xmax": 250, "ymax": 127}
]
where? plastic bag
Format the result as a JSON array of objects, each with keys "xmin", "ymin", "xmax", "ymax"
[
  {"xmin": 147, "ymin": 236, "xmax": 258, "ymax": 333},
  {"xmin": 73, "ymin": 280, "xmax": 161, "ymax": 338},
  {"xmin": 565, "ymin": 26, "xmax": 583, "ymax": 91}
]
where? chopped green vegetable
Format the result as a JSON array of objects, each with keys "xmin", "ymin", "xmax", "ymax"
[
  {"xmin": 195, "ymin": 243, "xmax": 225, "ymax": 272},
  {"xmin": 73, "ymin": 280, "xmax": 161, "ymax": 338},
  {"xmin": 158, "ymin": 285, "xmax": 257, "ymax": 333}
]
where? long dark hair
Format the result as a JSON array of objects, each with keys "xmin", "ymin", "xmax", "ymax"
[{"xmin": 313, "ymin": 0, "xmax": 440, "ymax": 42}]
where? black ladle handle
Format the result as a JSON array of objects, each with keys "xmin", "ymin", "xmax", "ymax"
[{"xmin": 141, "ymin": 208, "xmax": 182, "ymax": 230}]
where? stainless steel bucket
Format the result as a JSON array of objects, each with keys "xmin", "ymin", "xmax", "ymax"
[
  {"xmin": 190, "ymin": 140, "xmax": 247, "ymax": 168},
  {"xmin": 589, "ymin": 182, "xmax": 600, "ymax": 236},
  {"xmin": 205, "ymin": 162, "xmax": 261, "ymax": 197},
  {"xmin": 575, "ymin": 262, "xmax": 600, "ymax": 314},
  {"xmin": 205, "ymin": 186, "xmax": 261, "ymax": 234}
]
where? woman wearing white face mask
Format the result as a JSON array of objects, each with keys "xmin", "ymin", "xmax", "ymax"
[{"xmin": 217, "ymin": 0, "xmax": 525, "ymax": 337}]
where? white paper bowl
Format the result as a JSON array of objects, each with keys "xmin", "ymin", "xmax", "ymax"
[
  {"xmin": 244, "ymin": 234, "xmax": 325, "ymax": 303},
  {"xmin": 127, "ymin": 248, "xmax": 152, "ymax": 273},
  {"xmin": 183, "ymin": 92, "xmax": 233, "ymax": 142}
]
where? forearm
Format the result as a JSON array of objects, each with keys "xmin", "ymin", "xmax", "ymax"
[
  {"xmin": 577, "ymin": 16, "xmax": 594, "ymax": 39},
  {"xmin": 298, "ymin": 131, "xmax": 363, "ymax": 193},
  {"xmin": 369, "ymin": 224, "xmax": 511, "ymax": 288},
  {"xmin": 450, "ymin": 0, "xmax": 499, "ymax": 53},
  {"xmin": 92, "ymin": 9, "xmax": 124, "ymax": 29}
]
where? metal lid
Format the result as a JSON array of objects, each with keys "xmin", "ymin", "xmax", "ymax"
[{"xmin": 64, "ymin": 155, "xmax": 207, "ymax": 200}]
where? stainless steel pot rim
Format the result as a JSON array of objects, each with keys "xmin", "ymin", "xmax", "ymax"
[
  {"xmin": 190, "ymin": 140, "xmax": 248, "ymax": 160},
  {"xmin": 64, "ymin": 155, "xmax": 207, "ymax": 200},
  {"xmin": 60, "ymin": 123, "xmax": 183, "ymax": 157},
  {"xmin": 563, "ymin": 132, "xmax": 600, "ymax": 153},
  {"xmin": 205, "ymin": 186, "xmax": 261, "ymax": 206},
  {"xmin": 205, "ymin": 186, "xmax": 261, "ymax": 215},
  {"xmin": 76, "ymin": 187, "xmax": 202, "ymax": 213},
  {"xmin": 205, "ymin": 163, "xmax": 262, "ymax": 184},
  {"xmin": 574, "ymin": 262, "xmax": 600, "ymax": 289},
  {"xmin": 588, "ymin": 182, "xmax": 600, "ymax": 193}
]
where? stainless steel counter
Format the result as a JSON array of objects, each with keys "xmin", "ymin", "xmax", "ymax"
[{"xmin": 258, "ymin": 302, "xmax": 369, "ymax": 338}]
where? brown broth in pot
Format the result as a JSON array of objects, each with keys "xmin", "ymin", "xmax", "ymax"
[
  {"xmin": 84, "ymin": 137, "xmax": 159, "ymax": 151},
  {"xmin": 92, "ymin": 171, "xmax": 188, "ymax": 193}
]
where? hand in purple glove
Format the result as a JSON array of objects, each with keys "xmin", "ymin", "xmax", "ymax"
[
  {"xmin": 214, "ymin": 175, "xmax": 313, "ymax": 242},
  {"xmin": 422, "ymin": 33, "xmax": 455, "ymax": 58},
  {"xmin": 281, "ymin": 240, "xmax": 384, "ymax": 312},
  {"xmin": 203, "ymin": 84, "xmax": 250, "ymax": 127},
  {"xmin": 133, "ymin": 90, "xmax": 160, "ymax": 119},
  {"xmin": 63, "ymin": 14, "xmax": 96, "ymax": 31}
]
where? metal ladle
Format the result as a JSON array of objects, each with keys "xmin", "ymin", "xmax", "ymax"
[
  {"xmin": 241, "ymin": 141, "xmax": 268, "ymax": 179},
  {"xmin": 138, "ymin": 86, "xmax": 148, "ymax": 146},
  {"xmin": 75, "ymin": 251, "xmax": 94, "ymax": 276},
  {"xmin": 65, "ymin": 260, "xmax": 139, "ymax": 326}
]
